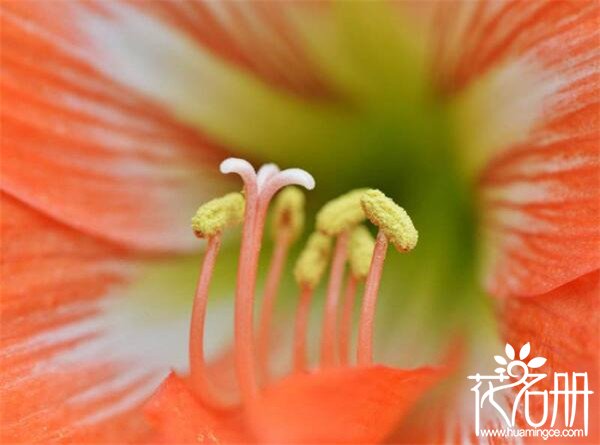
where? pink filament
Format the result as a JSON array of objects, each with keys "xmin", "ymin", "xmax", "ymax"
[
  {"xmin": 235, "ymin": 172, "xmax": 306, "ymax": 402},
  {"xmin": 252, "ymin": 173, "xmax": 302, "ymax": 263},
  {"xmin": 293, "ymin": 286, "xmax": 314, "ymax": 372},
  {"xmin": 257, "ymin": 232, "xmax": 291, "ymax": 384},
  {"xmin": 320, "ymin": 231, "xmax": 349, "ymax": 367},
  {"xmin": 189, "ymin": 234, "xmax": 232, "ymax": 409},
  {"xmin": 357, "ymin": 230, "xmax": 388, "ymax": 366},
  {"xmin": 234, "ymin": 176, "xmax": 260, "ymax": 403},
  {"xmin": 338, "ymin": 274, "xmax": 358, "ymax": 366}
]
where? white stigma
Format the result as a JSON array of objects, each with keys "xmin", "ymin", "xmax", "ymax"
[
  {"xmin": 276, "ymin": 168, "xmax": 315, "ymax": 191},
  {"xmin": 219, "ymin": 157, "xmax": 256, "ymax": 180},
  {"xmin": 260, "ymin": 169, "xmax": 315, "ymax": 202},
  {"xmin": 220, "ymin": 157, "xmax": 315, "ymax": 197},
  {"xmin": 257, "ymin": 163, "xmax": 280, "ymax": 192}
]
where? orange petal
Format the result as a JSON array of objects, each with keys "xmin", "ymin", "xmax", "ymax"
[
  {"xmin": 501, "ymin": 271, "xmax": 599, "ymax": 442},
  {"xmin": 1, "ymin": 1, "xmax": 230, "ymax": 252},
  {"xmin": 426, "ymin": 2, "xmax": 600, "ymax": 298},
  {"xmin": 124, "ymin": 0, "xmax": 331, "ymax": 99},
  {"xmin": 0, "ymin": 193, "xmax": 165, "ymax": 443},
  {"xmin": 248, "ymin": 365, "xmax": 443, "ymax": 444},
  {"xmin": 502, "ymin": 271, "xmax": 599, "ymax": 374},
  {"xmin": 427, "ymin": 2, "xmax": 600, "ymax": 297},
  {"xmin": 144, "ymin": 373, "xmax": 248, "ymax": 444},
  {"xmin": 480, "ymin": 112, "xmax": 600, "ymax": 297},
  {"xmin": 0, "ymin": 193, "xmax": 129, "ymax": 349},
  {"xmin": 390, "ymin": 381, "xmax": 484, "ymax": 444},
  {"xmin": 470, "ymin": 6, "xmax": 600, "ymax": 296},
  {"xmin": 434, "ymin": 1, "xmax": 599, "ymax": 94}
]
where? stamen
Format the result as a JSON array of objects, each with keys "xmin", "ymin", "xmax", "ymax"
[
  {"xmin": 315, "ymin": 188, "xmax": 368, "ymax": 236},
  {"xmin": 360, "ymin": 189, "xmax": 418, "ymax": 252},
  {"xmin": 348, "ymin": 226, "xmax": 376, "ymax": 280},
  {"xmin": 257, "ymin": 187, "xmax": 306, "ymax": 383},
  {"xmin": 188, "ymin": 193, "xmax": 245, "ymax": 409},
  {"xmin": 189, "ymin": 234, "xmax": 229, "ymax": 409},
  {"xmin": 338, "ymin": 226, "xmax": 375, "ymax": 365},
  {"xmin": 316, "ymin": 190, "xmax": 367, "ymax": 368},
  {"xmin": 357, "ymin": 230, "xmax": 389, "ymax": 365},
  {"xmin": 338, "ymin": 275, "xmax": 358, "ymax": 366},
  {"xmin": 293, "ymin": 232, "xmax": 332, "ymax": 371},
  {"xmin": 191, "ymin": 193, "xmax": 245, "ymax": 238},
  {"xmin": 293, "ymin": 232, "xmax": 332, "ymax": 290},
  {"xmin": 270, "ymin": 187, "xmax": 306, "ymax": 242},
  {"xmin": 187, "ymin": 159, "xmax": 419, "ymax": 404},
  {"xmin": 357, "ymin": 190, "xmax": 418, "ymax": 365},
  {"xmin": 320, "ymin": 230, "xmax": 349, "ymax": 367},
  {"xmin": 257, "ymin": 234, "xmax": 290, "ymax": 383},
  {"xmin": 293, "ymin": 286, "xmax": 314, "ymax": 373}
]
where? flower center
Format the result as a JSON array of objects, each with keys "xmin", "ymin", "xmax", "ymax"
[{"xmin": 187, "ymin": 158, "xmax": 417, "ymax": 410}]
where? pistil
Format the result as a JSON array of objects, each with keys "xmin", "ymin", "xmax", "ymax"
[
  {"xmin": 220, "ymin": 159, "xmax": 314, "ymax": 404},
  {"xmin": 220, "ymin": 158, "xmax": 261, "ymax": 404}
]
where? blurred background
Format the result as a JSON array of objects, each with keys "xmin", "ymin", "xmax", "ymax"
[{"xmin": 4, "ymin": 1, "xmax": 597, "ymax": 441}]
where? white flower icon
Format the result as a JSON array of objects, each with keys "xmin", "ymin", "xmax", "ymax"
[{"xmin": 493, "ymin": 342, "xmax": 547, "ymax": 374}]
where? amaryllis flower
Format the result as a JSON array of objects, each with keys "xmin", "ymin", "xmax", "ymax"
[{"xmin": 1, "ymin": 1, "xmax": 598, "ymax": 444}]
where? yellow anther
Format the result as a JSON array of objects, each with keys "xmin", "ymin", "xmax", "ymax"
[
  {"xmin": 271, "ymin": 187, "xmax": 305, "ymax": 242},
  {"xmin": 349, "ymin": 226, "xmax": 375, "ymax": 280},
  {"xmin": 315, "ymin": 189, "xmax": 368, "ymax": 236},
  {"xmin": 360, "ymin": 189, "xmax": 418, "ymax": 252},
  {"xmin": 191, "ymin": 192, "xmax": 245, "ymax": 238},
  {"xmin": 293, "ymin": 232, "xmax": 332, "ymax": 288}
]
